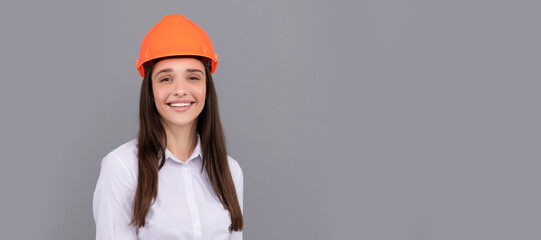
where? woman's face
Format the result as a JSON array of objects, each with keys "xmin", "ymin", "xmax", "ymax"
[{"xmin": 151, "ymin": 57, "xmax": 206, "ymax": 130}]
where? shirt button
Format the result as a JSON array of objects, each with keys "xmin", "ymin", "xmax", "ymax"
[
  {"xmin": 182, "ymin": 167, "xmax": 188, "ymax": 173},
  {"xmin": 194, "ymin": 220, "xmax": 200, "ymax": 226},
  {"xmin": 189, "ymin": 194, "xmax": 195, "ymax": 200}
]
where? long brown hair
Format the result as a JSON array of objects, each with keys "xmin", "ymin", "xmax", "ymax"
[{"xmin": 130, "ymin": 57, "xmax": 243, "ymax": 232}]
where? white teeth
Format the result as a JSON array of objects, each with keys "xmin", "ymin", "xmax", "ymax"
[{"xmin": 170, "ymin": 102, "xmax": 192, "ymax": 107}]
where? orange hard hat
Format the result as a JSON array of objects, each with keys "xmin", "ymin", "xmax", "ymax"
[{"xmin": 136, "ymin": 14, "xmax": 219, "ymax": 77}]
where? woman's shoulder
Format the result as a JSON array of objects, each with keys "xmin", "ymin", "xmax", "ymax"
[
  {"xmin": 227, "ymin": 155, "xmax": 243, "ymax": 185},
  {"xmin": 106, "ymin": 138, "xmax": 138, "ymax": 160},
  {"xmin": 100, "ymin": 138, "xmax": 139, "ymax": 179}
]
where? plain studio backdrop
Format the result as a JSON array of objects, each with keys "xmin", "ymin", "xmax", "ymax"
[{"xmin": 0, "ymin": 0, "xmax": 539, "ymax": 239}]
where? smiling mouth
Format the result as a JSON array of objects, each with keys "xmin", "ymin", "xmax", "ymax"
[
  {"xmin": 167, "ymin": 102, "xmax": 193, "ymax": 112},
  {"xmin": 168, "ymin": 102, "xmax": 193, "ymax": 107}
]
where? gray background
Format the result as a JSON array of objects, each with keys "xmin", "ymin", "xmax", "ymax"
[{"xmin": 0, "ymin": 0, "xmax": 539, "ymax": 239}]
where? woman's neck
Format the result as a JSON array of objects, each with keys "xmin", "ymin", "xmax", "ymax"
[{"xmin": 163, "ymin": 122, "xmax": 198, "ymax": 162}]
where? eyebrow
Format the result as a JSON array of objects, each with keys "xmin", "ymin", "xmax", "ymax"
[
  {"xmin": 154, "ymin": 68, "xmax": 205, "ymax": 78},
  {"xmin": 153, "ymin": 68, "xmax": 173, "ymax": 78},
  {"xmin": 186, "ymin": 69, "xmax": 204, "ymax": 75}
]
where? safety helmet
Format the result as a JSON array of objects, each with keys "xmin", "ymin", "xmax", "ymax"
[{"xmin": 136, "ymin": 14, "xmax": 219, "ymax": 77}]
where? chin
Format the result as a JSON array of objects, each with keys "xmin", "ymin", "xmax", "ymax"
[
  {"xmin": 172, "ymin": 120, "xmax": 196, "ymax": 127},
  {"xmin": 159, "ymin": 116, "xmax": 196, "ymax": 128}
]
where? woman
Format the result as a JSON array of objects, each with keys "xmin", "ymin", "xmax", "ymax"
[{"xmin": 93, "ymin": 14, "xmax": 244, "ymax": 240}]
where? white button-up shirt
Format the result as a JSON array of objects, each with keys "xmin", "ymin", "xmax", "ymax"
[{"xmin": 93, "ymin": 133, "xmax": 243, "ymax": 240}]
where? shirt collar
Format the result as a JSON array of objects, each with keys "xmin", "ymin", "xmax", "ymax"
[{"xmin": 165, "ymin": 133, "xmax": 202, "ymax": 163}]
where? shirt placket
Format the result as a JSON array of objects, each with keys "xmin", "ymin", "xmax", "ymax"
[{"xmin": 181, "ymin": 163, "xmax": 202, "ymax": 240}]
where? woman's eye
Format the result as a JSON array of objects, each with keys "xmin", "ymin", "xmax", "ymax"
[
  {"xmin": 160, "ymin": 77, "xmax": 171, "ymax": 82},
  {"xmin": 189, "ymin": 76, "xmax": 201, "ymax": 80}
]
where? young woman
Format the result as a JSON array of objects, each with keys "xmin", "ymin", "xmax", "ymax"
[{"xmin": 93, "ymin": 14, "xmax": 244, "ymax": 240}]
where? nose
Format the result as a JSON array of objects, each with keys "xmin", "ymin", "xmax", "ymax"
[{"xmin": 173, "ymin": 80, "xmax": 187, "ymax": 96}]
